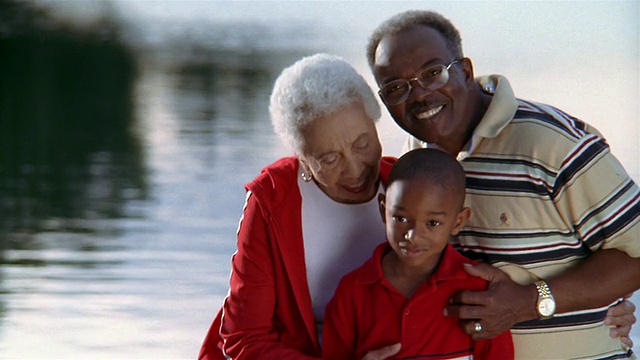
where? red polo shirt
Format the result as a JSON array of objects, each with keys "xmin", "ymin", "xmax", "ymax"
[{"xmin": 323, "ymin": 243, "xmax": 514, "ymax": 360}]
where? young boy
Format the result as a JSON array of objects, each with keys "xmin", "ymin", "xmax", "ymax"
[{"xmin": 322, "ymin": 148, "xmax": 514, "ymax": 360}]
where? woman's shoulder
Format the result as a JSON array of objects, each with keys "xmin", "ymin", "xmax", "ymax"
[
  {"xmin": 381, "ymin": 156, "xmax": 397, "ymax": 166},
  {"xmin": 246, "ymin": 156, "xmax": 300, "ymax": 202},
  {"xmin": 380, "ymin": 156, "xmax": 397, "ymax": 186}
]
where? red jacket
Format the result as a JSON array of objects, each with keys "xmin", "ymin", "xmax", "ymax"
[{"xmin": 198, "ymin": 156, "xmax": 395, "ymax": 360}]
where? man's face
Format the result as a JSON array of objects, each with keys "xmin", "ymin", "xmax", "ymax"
[{"xmin": 373, "ymin": 25, "xmax": 476, "ymax": 155}]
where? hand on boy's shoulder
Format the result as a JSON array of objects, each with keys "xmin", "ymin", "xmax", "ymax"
[{"xmin": 446, "ymin": 263, "xmax": 531, "ymax": 340}]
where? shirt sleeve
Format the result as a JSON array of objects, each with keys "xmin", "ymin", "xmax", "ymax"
[
  {"xmin": 220, "ymin": 191, "xmax": 318, "ymax": 360},
  {"xmin": 553, "ymin": 135, "xmax": 640, "ymax": 257}
]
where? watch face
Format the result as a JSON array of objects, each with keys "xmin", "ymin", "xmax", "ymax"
[{"xmin": 539, "ymin": 298, "xmax": 556, "ymax": 317}]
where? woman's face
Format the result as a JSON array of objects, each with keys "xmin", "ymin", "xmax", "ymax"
[{"xmin": 299, "ymin": 102, "xmax": 382, "ymax": 204}]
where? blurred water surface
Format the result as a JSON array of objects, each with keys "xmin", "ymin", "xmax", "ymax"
[{"xmin": 0, "ymin": 1, "xmax": 637, "ymax": 358}]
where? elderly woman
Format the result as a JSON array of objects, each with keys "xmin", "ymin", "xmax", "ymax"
[
  {"xmin": 199, "ymin": 54, "xmax": 396, "ymax": 360},
  {"xmin": 198, "ymin": 54, "xmax": 636, "ymax": 360}
]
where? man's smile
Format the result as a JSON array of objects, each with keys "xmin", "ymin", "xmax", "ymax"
[{"xmin": 414, "ymin": 104, "xmax": 444, "ymax": 120}]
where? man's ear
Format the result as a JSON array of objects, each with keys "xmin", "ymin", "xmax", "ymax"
[
  {"xmin": 451, "ymin": 207, "xmax": 472, "ymax": 235},
  {"xmin": 378, "ymin": 193, "xmax": 387, "ymax": 223},
  {"xmin": 460, "ymin": 57, "xmax": 475, "ymax": 85}
]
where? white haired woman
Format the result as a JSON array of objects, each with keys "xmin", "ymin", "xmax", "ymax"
[{"xmin": 198, "ymin": 54, "xmax": 399, "ymax": 360}]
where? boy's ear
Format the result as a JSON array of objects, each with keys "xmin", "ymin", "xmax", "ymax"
[
  {"xmin": 378, "ymin": 193, "xmax": 387, "ymax": 223},
  {"xmin": 451, "ymin": 207, "xmax": 472, "ymax": 235}
]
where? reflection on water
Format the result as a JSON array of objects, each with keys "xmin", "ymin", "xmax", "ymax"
[
  {"xmin": 0, "ymin": 2, "xmax": 146, "ymax": 356},
  {"xmin": 0, "ymin": 1, "xmax": 144, "ymax": 235},
  {"xmin": 173, "ymin": 50, "xmax": 283, "ymax": 126}
]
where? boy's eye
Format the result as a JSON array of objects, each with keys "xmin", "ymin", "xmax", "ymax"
[
  {"xmin": 427, "ymin": 220, "xmax": 441, "ymax": 227},
  {"xmin": 393, "ymin": 215, "xmax": 408, "ymax": 223}
]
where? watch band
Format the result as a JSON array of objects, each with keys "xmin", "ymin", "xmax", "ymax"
[
  {"xmin": 535, "ymin": 280, "xmax": 552, "ymax": 297},
  {"xmin": 535, "ymin": 280, "xmax": 556, "ymax": 319}
]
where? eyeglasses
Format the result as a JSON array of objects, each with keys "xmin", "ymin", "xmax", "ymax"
[{"xmin": 378, "ymin": 59, "xmax": 460, "ymax": 105}]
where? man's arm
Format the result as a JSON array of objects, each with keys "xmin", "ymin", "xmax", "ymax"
[
  {"xmin": 446, "ymin": 127, "xmax": 640, "ymax": 340},
  {"xmin": 445, "ymin": 249, "xmax": 640, "ymax": 340}
]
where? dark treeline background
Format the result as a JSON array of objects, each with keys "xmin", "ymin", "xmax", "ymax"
[{"xmin": 0, "ymin": 0, "xmax": 144, "ymax": 246}]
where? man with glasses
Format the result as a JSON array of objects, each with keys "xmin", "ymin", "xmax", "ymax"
[{"xmin": 367, "ymin": 10, "xmax": 639, "ymax": 359}]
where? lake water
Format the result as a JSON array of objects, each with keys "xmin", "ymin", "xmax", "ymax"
[{"xmin": 0, "ymin": 1, "xmax": 638, "ymax": 358}]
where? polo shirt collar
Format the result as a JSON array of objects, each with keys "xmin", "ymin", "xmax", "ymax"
[
  {"xmin": 472, "ymin": 75, "xmax": 518, "ymax": 138},
  {"xmin": 412, "ymin": 75, "xmax": 519, "ymax": 160},
  {"xmin": 355, "ymin": 242, "xmax": 470, "ymax": 285}
]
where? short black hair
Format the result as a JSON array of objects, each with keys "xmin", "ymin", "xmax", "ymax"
[
  {"xmin": 366, "ymin": 10, "xmax": 463, "ymax": 70},
  {"xmin": 387, "ymin": 148, "xmax": 466, "ymax": 207}
]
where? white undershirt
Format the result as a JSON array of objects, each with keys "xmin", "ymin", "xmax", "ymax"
[{"xmin": 299, "ymin": 169, "xmax": 386, "ymax": 340}]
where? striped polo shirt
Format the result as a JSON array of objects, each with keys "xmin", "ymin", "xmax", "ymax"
[{"xmin": 404, "ymin": 75, "xmax": 640, "ymax": 359}]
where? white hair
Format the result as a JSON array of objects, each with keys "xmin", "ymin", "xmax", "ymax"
[{"xmin": 269, "ymin": 53, "xmax": 381, "ymax": 154}]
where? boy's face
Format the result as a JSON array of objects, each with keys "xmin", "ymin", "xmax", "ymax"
[{"xmin": 379, "ymin": 177, "xmax": 470, "ymax": 271}]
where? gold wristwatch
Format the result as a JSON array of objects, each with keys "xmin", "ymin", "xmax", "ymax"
[{"xmin": 535, "ymin": 280, "xmax": 556, "ymax": 319}]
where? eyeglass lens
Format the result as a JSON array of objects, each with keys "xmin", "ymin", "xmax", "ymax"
[{"xmin": 379, "ymin": 64, "xmax": 451, "ymax": 105}]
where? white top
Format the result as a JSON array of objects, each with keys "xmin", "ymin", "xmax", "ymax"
[{"xmin": 299, "ymin": 170, "xmax": 386, "ymax": 340}]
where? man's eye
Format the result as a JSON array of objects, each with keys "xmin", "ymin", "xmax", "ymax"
[
  {"xmin": 383, "ymin": 82, "xmax": 406, "ymax": 95},
  {"xmin": 423, "ymin": 67, "xmax": 442, "ymax": 78}
]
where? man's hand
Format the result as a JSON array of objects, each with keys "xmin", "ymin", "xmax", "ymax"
[
  {"xmin": 361, "ymin": 343, "xmax": 401, "ymax": 360},
  {"xmin": 444, "ymin": 263, "xmax": 537, "ymax": 340},
  {"xmin": 605, "ymin": 296, "xmax": 636, "ymax": 349}
]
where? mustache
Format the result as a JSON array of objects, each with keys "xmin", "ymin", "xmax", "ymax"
[{"xmin": 408, "ymin": 99, "xmax": 440, "ymax": 114}]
